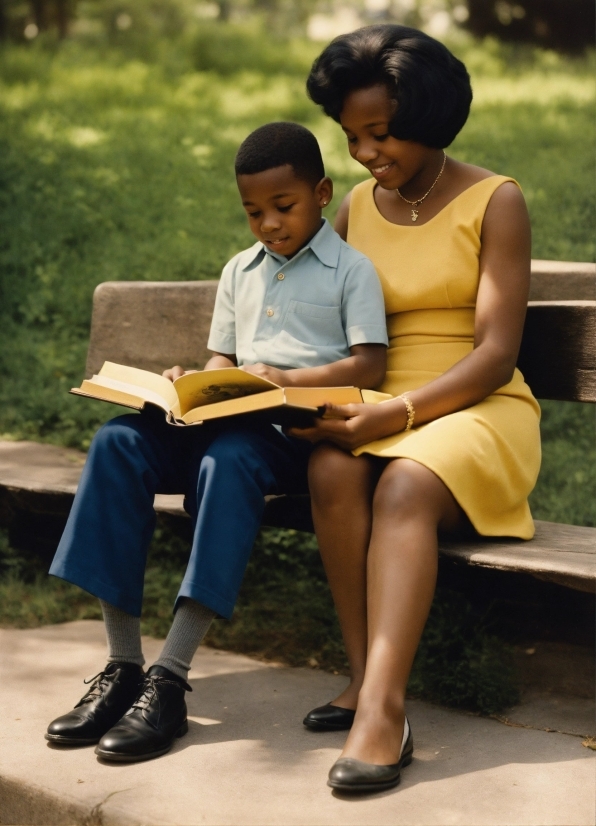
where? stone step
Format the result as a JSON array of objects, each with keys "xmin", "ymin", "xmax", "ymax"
[{"xmin": 0, "ymin": 621, "xmax": 594, "ymax": 826}]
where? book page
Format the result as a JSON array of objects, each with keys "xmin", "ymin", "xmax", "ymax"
[
  {"xmin": 173, "ymin": 368, "xmax": 279, "ymax": 417},
  {"xmin": 72, "ymin": 384, "xmax": 146, "ymax": 411},
  {"xmin": 361, "ymin": 389, "xmax": 394, "ymax": 403},
  {"xmin": 181, "ymin": 388, "xmax": 286, "ymax": 424},
  {"xmin": 85, "ymin": 375, "xmax": 173, "ymax": 413},
  {"xmin": 99, "ymin": 362, "xmax": 179, "ymax": 412},
  {"xmin": 283, "ymin": 387, "xmax": 362, "ymax": 408}
]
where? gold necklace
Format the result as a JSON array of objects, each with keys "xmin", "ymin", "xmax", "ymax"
[{"xmin": 395, "ymin": 152, "xmax": 447, "ymax": 222}]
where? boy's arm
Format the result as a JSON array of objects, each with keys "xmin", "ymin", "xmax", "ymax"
[
  {"xmin": 163, "ymin": 352, "xmax": 236, "ymax": 382},
  {"xmin": 242, "ymin": 344, "xmax": 386, "ymax": 389},
  {"xmin": 204, "ymin": 352, "xmax": 237, "ymax": 369},
  {"xmin": 243, "ymin": 252, "xmax": 388, "ymax": 389}
]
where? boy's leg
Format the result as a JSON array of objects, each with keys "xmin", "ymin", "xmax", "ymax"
[
  {"xmin": 49, "ymin": 411, "xmax": 191, "ymax": 617},
  {"xmin": 46, "ymin": 411, "xmax": 209, "ymax": 746},
  {"xmin": 95, "ymin": 423, "xmax": 312, "ymax": 762},
  {"xmin": 100, "ymin": 601, "xmax": 145, "ymax": 667},
  {"xmin": 177, "ymin": 421, "xmax": 313, "ymax": 619}
]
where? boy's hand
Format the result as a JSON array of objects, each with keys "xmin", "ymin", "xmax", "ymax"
[
  {"xmin": 241, "ymin": 363, "xmax": 288, "ymax": 386},
  {"xmin": 162, "ymin": 366, "xmax": 199, "ymax": 382}
]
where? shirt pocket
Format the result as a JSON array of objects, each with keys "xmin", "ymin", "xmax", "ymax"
[{"xmin": 283, "ymin": 300, "xmax": 344, "ymax": 346}]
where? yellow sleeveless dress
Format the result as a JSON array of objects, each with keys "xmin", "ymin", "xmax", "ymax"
[{"xmin": 349, "ymin": 176, "xmax": 541, "ymax": 539}]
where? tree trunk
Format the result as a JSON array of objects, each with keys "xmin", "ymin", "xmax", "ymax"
[
  {"xmin": 55, "ymin": 0, "xmax": 69, "ymax": 38},
  {"xmin": 0, "ymin": 0, "xmax": 7, "ymax": 40},
  {"xmin": 31, "ymin": 0, "xmax": 48, "ymax": 31}
]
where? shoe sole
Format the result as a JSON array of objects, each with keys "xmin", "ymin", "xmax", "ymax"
[
  {"xmin": 94, "ymin": 720, "xmax": 188, "ymax": 763},
  {"xmin": 45, "ymin": 733, "xmax": 100, "ymax": 746},
  {"xmin": 327, "ymin": 753, "xmax": 413, "ymax": 793}
]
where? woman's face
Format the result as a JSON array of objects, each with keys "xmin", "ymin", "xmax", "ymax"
[{"xmin": 339, "ymin": 84, "xmax": 437, "ymax": 191}]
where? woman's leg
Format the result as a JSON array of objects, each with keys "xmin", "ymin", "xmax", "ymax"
[
  {"xmin": 341, "ymin": 457, "xmax": 464, "ymax": 764},
  {"xmin": 308, "ymin": 444, "xmax": 379, "ymax": 709}
]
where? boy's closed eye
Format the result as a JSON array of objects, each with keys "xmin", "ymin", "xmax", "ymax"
[{"xmin": 246, "ymin": 204, "xmax": 294, "ymax": 218}]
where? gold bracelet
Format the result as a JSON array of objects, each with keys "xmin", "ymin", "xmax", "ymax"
[{"xmin": 399, "ymin": 393, "xmax": 415, "ymax": 431}]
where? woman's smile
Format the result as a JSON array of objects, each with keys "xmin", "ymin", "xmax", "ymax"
[{"xmin": 369, "ymin": 161, "xmax": 395, "ymax": 180}]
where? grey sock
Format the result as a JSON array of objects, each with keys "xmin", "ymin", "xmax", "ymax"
[
  {"xmin": 153, "ymin": 598, "xmax": 215, "ymax": 680},
  {"xmin": 100, "ymin": 600, "xmax": 145, "ymax": 667}
]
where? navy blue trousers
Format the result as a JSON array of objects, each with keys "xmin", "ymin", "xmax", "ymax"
[{"xmin": 49, "ymin": 411, "xmax": 313, "ymax": 619}]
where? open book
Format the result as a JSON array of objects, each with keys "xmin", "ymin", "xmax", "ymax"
[{"xmin": 71, "ymin": 362, "xmax": 389, "ymax": 427}]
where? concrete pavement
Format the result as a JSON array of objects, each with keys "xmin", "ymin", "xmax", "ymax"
[{"xmin": 0, "ymin": 621, "xmax": 594, "ymax": 826}]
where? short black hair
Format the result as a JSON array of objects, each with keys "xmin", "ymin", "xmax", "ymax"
[
  {"xmin": 235, "ymin": 122, "xmax": 325, "ymax": 186},
  {"xmin": 306, "ymin": 25, "xmax": 472, "ymax": 149}
]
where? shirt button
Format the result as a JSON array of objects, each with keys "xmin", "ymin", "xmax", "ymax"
[
  {"xmin": 277, "ymin": 273, "xmax": 285, "ymax": 280},
  {"xmin": 266, "ymin": 308, "xmax": 274, "ymax": 317}
]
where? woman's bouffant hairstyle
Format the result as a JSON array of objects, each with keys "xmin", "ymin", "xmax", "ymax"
[{"xmin": 306, "ymin": 25, "xmax": 472, "ymax": 149}]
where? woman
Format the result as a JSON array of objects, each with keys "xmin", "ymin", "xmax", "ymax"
[{"xmin": 292, "ymin": 25, "xmax": 541, "ymax": 793}]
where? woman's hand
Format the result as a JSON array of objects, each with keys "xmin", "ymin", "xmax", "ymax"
[
  {"xmin": 241, "ymin": 363, "xmax": 288, "ymax": 386},
  {"xmin": 289, "ymin": 400, "xmax": 407, "ymax": 450}
]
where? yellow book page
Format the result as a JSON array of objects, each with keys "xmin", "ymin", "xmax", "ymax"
[
  {"xmin": 73, "ymin": 384, "xmax": 145, "ymax": 410},
  {"xmin": 99, "ymin": 362, "xmax": 179, "ymax": 413},
  {"xmin": 83, "ymin": 375, "xmax": 173, "ymax": 413},
  {"xmin": 283, "ymin": 387, "xmax": 362, "ymax": 408},
  {"xmin": 173, "ymin": 368, "xmax": 278, "ymax": 417},
  {"xmin": 181, "ymin": 388, "xmax": 285, "ymax": 423},
  {"xmin": 361, "ymin": 389, "xmax": 394, "ymax": 403}
]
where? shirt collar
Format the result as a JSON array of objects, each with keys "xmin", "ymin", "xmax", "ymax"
[{"xmin": 241, "ymin": 218, "xmax": 341, "ymax": 271}]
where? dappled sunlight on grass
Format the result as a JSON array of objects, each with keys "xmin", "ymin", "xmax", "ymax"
[{"xmin": 472, "ymin": 73, "xmax": 595, "ymax": 105}]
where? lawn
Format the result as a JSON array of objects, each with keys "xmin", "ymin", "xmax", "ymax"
[{"xmin": 0, "ymin": 30, "xmax": 593, "ymax": 712}]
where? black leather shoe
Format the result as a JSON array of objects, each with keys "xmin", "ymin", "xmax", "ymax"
[
  {"xmin": 327, "ymin": 717, "xmax": 413, "ymax": 793},
  {"xmin": 303, "ymin": 703, "xmax": 356, "ymax": 731},
  {"xmin": 95, "ymin": 665, "xmax": 191, "ymax": 763},
  {"xmin": 45, "ymin": 662, "xmax": 144, "ymax": 746}
]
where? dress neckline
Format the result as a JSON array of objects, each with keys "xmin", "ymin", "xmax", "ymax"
[{"xmin": 369, "ymin": 175, "xmax": 510, "ymax": 229}]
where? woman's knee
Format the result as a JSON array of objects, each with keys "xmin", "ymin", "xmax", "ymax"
[
  {"xmin": 372, "ymin": 459, "xmax": 448, "ymax": 522},
  {"xmin": 309, "ymin": 444, "xmax": 372, "ymax": 509}
]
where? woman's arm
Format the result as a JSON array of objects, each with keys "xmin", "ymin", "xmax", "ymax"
[
  {"xmin": 291, "ymin": 182, "xmax": 531, "ymax": 448},
  {"xmin": 334, "ymin": 191, "xmax": 352, "ymax": 241},
  {"xmin": 401, "ymin": 181, "xmax": 531, "ymax": 424}
]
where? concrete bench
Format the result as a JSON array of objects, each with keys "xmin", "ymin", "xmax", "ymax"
[{"xmin": 0, "ymin": 260, "xmax": 594, "ymax": 592}]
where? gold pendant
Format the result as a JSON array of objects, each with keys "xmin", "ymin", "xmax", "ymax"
[{"xmin": 411, "ymin": 209, "xmax": 419, "ymax": 222}]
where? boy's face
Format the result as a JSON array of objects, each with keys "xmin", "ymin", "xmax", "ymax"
[{"xmin": 237, "ymin": 165, "xmax": 332, "ymax": 259}]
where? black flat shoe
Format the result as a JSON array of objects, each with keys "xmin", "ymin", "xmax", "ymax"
[
  {"xmin": 45, "ymin": 662, "xmax": 144, "ymax": 746},
  {"xmin": 95, "ymin": 665, "xmax": 191, "ymax": 763},
  {"xmin": 327, "ymin": 717, "xmax": 413, "ymax": 793},
  {"xmin": 303, "ymin": 703, "xmax": 356, "ymax": 731}
]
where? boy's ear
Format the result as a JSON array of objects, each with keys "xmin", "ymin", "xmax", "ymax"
[{"xmin": 315, "ymin": 177, "xmax": 333, "ymax": 208}]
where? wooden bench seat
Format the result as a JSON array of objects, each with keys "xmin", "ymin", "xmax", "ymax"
[{"xmin": 0, "ymin": 260, "xmax": 594, "ymax": 592}]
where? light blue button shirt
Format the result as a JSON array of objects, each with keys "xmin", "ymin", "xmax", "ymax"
[{"xmin": 207, "ymin": 219, "xmax": 388, "ymax": 370}]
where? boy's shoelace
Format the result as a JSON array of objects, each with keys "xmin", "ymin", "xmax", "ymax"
[{"xmin": 77, "ymin": 669, "xmax": 118, "ymax": 705}]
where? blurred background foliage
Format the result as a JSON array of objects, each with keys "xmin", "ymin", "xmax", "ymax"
[
  {"xmin": 0, "ymin": 1, "xmax": 593, "ymax": 711},
  {"xmin": 0, "ymin": 0, "xmax": 594, "ymax": 50}
]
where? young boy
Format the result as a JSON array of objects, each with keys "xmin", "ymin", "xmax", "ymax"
[{"xmin": 46, "ymin": 122, "xmax": 388, "ymax": 763}]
